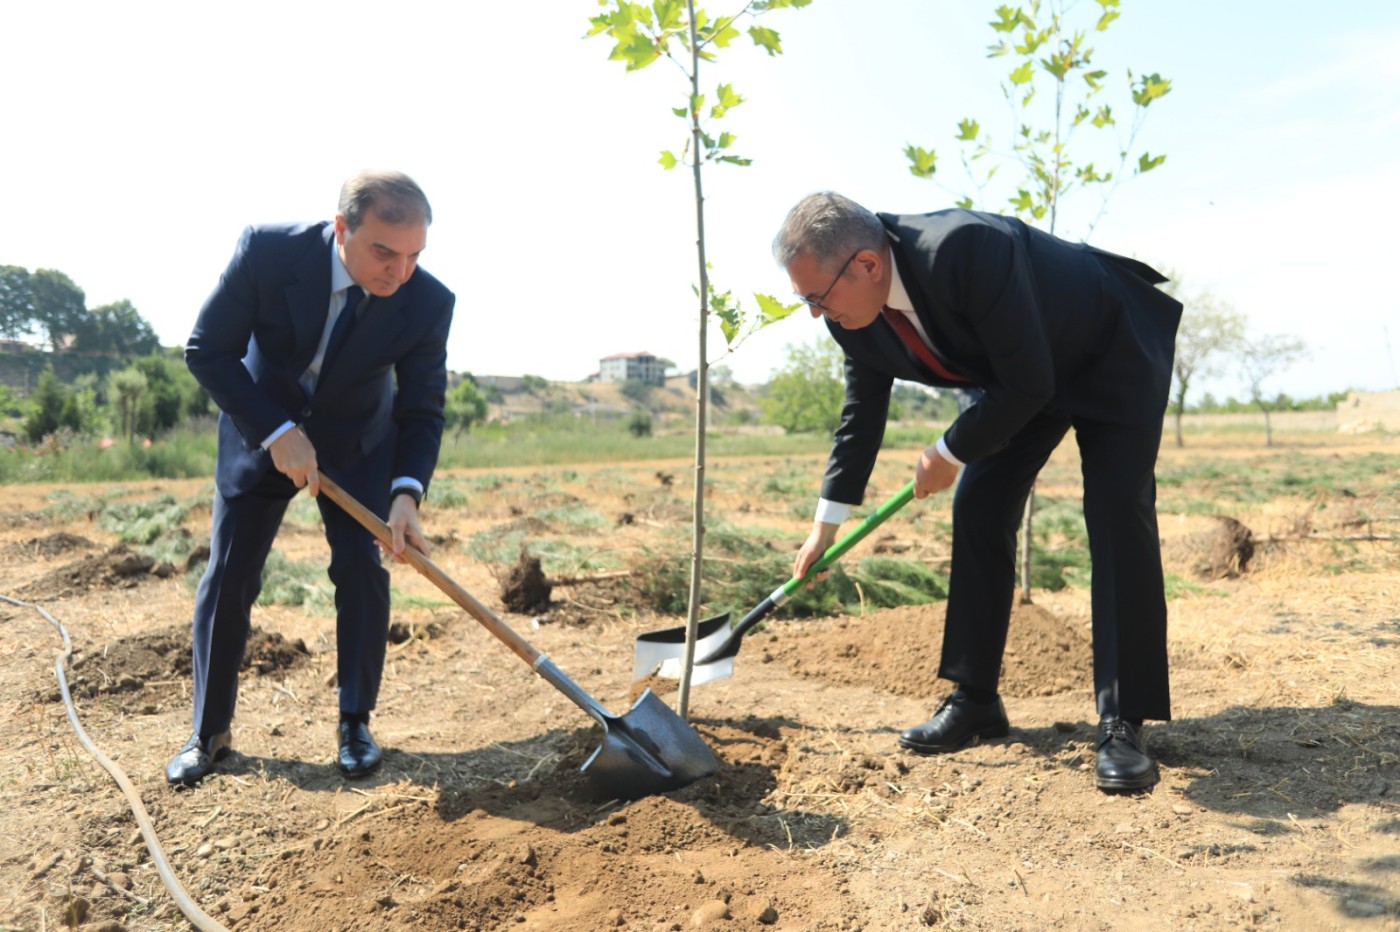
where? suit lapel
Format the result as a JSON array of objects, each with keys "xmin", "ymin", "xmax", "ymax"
[{"xmin": 286, "ymin": 224, "xmax": 336, "ymax": 372}]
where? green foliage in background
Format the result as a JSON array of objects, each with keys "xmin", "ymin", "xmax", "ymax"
[{"xmin": 760, "ymin": 337, "xmax": 846, "ymax": 434}]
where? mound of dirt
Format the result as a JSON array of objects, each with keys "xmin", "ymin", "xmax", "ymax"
[
  {"xmin": 57, "ymin": 624, "xmax": 311, "ymax": 700},
  {"xmin": 15, "ymin": 543, "xmax": 175, "ymax": 599},
  {"xmin": 759, "ymin": 601, "xmax": 1092, "ymax": 700},
  {"xmin": 502, "ymin": 551, "xmax": 552, "ymax": 614},
  {"xmin": 0, "ymin": 532, "xmax": 94, "ymax": 561},
  {"xmin": 1163, "ymin": 515, "xmax": 1256, "ymax": 579}
]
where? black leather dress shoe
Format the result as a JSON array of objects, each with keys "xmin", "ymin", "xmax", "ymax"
[
  {"xmin": 898, "ymin": 691, "xmax": 1010, "ymax": 754},
  {"xmin": 165, "ymin": 731, "xmax": 232, "ymax": 786},
  {"xmin": 1095, "ymin": 718, "xmax": 1159, "ymax": 790},
  {"xmin": 337, "ymin": 715, "xmax": 382, "ymax": 778}
]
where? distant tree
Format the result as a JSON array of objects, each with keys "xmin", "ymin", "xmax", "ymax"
[
  {"xmin": 1238, "ymin": 332, "xmax": 1307, "ymax": 447},
  {"xmin": 76, "ymin": 299, "xmax": 160, "ymax": 358},
  {"xmin": 1169, "ymin": 292, "xmax": 1245, "ymax": 447},
  {"xmin": 23, "ymin": 367, "xmax": 67, "ymax": 442},
  {"xmin": 129, "ymin": 354, "xmax": 185, "ymax": 434},
  {"xmin": 0, "ymin": 265, "xmax": 35, "ymax": 340},
  {"xmin": 520, "ymin": 374, "xmax": 549, "ymax": 395},
  {"xmin": 446, "ymin": 376, "xmax": 489, "ymax": 437},
  {"xmin": 109, "ymin": 367, "xmax": 148, "ymax": 442},
  {"xmin": 627, "ymin": 410, "xmax": 654, "ymax": 437},
  {"xmin": 760, "ymin": 338, "xmax": 845, "ymax": 434},
  {"xmin": 29, "ymin": 269, "xmax": 87, "ymax": 352},
  {"xmin": 0, "ymin": 383, "xmax": 23, "ymax": 418},
  {"xmin": 65, "ymin": 373, "xmax": 106, "ymax": 436}
]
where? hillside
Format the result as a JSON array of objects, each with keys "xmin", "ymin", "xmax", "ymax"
[{"xmin": 469, "ymin": 373, "xmax": 763, "ymax": 429}]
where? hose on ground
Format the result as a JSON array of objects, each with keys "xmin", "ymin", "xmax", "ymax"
[{"xmin": 1, "ymin": 593, "xmax": 229, "ymax": 932}]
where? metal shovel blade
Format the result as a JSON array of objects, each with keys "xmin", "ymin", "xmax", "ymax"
[
  {"xmin": 581, "ymin": 688, "xmax": 720, "ymax": 799},
  {"xmin": 629, "ymin": 481, "xmax": 919, "ymax": 687},
  {"xmin": 318, "ymin": 475, "xmax": 719, "ymax": 801},
  {"xmin": 632, "ymin": 613, "xmax": 734, "ymax": 684}
]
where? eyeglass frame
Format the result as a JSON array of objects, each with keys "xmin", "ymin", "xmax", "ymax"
[{"xmin": 796, "ymin": 250, "xmax": 860, "ymax": 313}]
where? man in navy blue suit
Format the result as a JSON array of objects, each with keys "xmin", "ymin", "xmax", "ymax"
[
  {"xmin": 778, "ymin": 192, "xmax": 1181, "ymax": 792},
  {"xmin": 168, "ymin": 171, "xmax": 455, "ymax": 786}
]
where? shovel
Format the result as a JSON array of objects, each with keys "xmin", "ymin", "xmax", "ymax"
[
  {"xmin": 633, "ymin": 480, "xmax": 916, "ymax": 686},
  {"xmin": 318, "ymin": 475, "xmax": 718, "ymax": 800}
]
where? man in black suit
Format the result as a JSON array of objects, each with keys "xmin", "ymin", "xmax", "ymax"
[
  {"xmin": 167, "ymin": 171, "xmax": 455, "ymax": 786},
  {"xmin": 777, "ymin": 191, "xmax": 1181, "ymax": 791}
]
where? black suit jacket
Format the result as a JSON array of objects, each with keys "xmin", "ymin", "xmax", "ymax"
[
  {"xmin": 186, "ymin": 222, "xmax": 455, "ymax": 498},
  {"xmin": 822, "ymin": 209, "xmax": 1181, "ymax": 504}
]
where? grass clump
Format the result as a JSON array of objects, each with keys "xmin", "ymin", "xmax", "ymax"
[{"xmin": 257, "ymin": 551, "xmax": 335, "ymax": 613}]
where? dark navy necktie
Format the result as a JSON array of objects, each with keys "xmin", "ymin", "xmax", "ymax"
[{"xmin": 322, "ymin": 285, "xmax": 368, "ymax": 373}]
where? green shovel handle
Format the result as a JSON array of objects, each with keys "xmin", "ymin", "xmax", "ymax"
[
  {"xmin": 698, "ymin": 480, "xmax": 919, "ymax": 665},
  {"xmin": 784, "ymin": 479, "xmax": 916, "ymax": 597}
]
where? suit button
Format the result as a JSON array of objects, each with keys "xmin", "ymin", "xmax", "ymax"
[{"xmin": 301, "ymin": 407, "xmax": 312, "ymax": 417}]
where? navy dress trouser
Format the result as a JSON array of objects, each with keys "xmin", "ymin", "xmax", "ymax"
[{"xmin": 190, "ymin": 464, "xmax": 392, "ymax": 736}]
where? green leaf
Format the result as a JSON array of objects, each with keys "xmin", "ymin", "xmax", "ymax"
[
  {"xmin": 903, "ymin": 144, "xmax": 938, "ymax": 179},
  {"xmin": 611, "ymin": 29, "xmax": 659, "ymax": 70},
  {"xmin": 1083, "ymin": 68, "xmax": 1107, "ymax": 91},
  {"xmin": 955, "ymin": 196, "xmax": 974, "ymax": 209},
  {"xmin": 989, "ymin": 5, "xmax": 1023, "ymax": 33},
  {"xmin": 1009, "ymin": 189, "xmax": 1034, "ymax": 213},
  {"xmin": 749, "ymin": 25, "xmax": 783, "ymax": 56},
  {"xmin": 1091, "ymin": 104, "xmax": 1113, "ymax": 128},
  {"xmin": 1009, "ymin": 61, "xmax": 1034, "ymax": 85},
  {"xmin": 716, "ymin": 131, "xmax": 736, "ymax": 149},
  {"xmin": 659, "ymin": 150, "xmax": 679, "ymax": 170},
  {"xmin": 672, "ymin": 106, "xmax": 689, "ymax": 118},
  {"xmin": 1132, "ymin": 72, "xmax": 1172, "ymax": 106},
  {"xmin": 710, "ymin": 82, "xmax": 745, "ymax": 118},
  {"xmin": 716, "ymin": 154, "xmax": 752, "ymax": 166},
  {"xmin": 704, "ymin": 22, "xmax": 741, "ymax": 48},
  {"xmin": 1137, "ymin": 152, "xmax": 1166, "ymax": 173},
  {"xmin": 716, "ymin": 306, "xmax": 740, "ymax": 344},
  {"xmin": 755, "ymin": 293, "xmax": 801, "ymax": 325},
  {"xmin": 652, "ymin": 0, "xmax": 684, "ymax": 31}
]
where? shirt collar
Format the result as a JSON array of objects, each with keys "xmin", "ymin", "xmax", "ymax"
[
  {"xmin": 330, "ymin": 237, "xmax": 355, "ymax": 294},
  {"xmin": 884, "ymin": 244, "xmax": 913, "ymax": 312}
]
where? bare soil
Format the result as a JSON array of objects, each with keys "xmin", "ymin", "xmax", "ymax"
[{"xmin": 1, "ymin": 431, "xmax": 1398, "ymax": 931}]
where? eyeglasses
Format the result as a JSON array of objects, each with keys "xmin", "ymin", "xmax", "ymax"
[{"xmin": 797, "ymin": 251, "xmax": 860, "ymax": 313}]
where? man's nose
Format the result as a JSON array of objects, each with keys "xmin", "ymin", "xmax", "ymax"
[{"xmin": 809, "ymin": 303, "xmax": 824, "ymax": 319}]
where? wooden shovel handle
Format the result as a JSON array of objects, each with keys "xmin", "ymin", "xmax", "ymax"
[{"xmin": 318, "ymin": 475, "xmax": 541, "ymax": 668}]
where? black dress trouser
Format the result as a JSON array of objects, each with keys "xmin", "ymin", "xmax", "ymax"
[{"xmin": 937, "ymin": 409, "xmax": 1172, "ymax": 721}]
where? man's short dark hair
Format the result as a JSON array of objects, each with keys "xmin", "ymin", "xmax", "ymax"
[
  {"xmin": 338, "ymin": 170, "xmax": 433, "ymax": 231},
  {"xmin": 773, "ymin": 191, "xmax": 886, "ymax": 270}
]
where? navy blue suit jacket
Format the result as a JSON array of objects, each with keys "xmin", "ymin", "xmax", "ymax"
[
  {"xmin": 186, "ymin": 222, "xmax": 454, "ymax": 498},
  {"xmin": 821, "ymin": 209, "xmax": 1181, "ymax": 505}
]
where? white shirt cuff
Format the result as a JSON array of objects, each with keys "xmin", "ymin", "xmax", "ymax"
[
  {"xmin": 262, "ymin": 421, "xmax": 296, "ymax": 449},
  {"xmin": 936, "ymin": 435, "xmax": 963, "ymax": 467},
  {"xmin": 391, "ymin": 477, "xmax": 424, "ymax": 495},
  {"xmin": 814, "ymin": 498, "xmax": 853, "ymax": 525}
]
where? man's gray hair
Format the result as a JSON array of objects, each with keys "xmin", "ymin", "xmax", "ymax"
[
  {"xmin": 338, "ymin": 170, "xmax": 433, "ymax": 231},
  {"xmin": 772, "ymin": 191, "xmax": 886, "ymax": 270}
]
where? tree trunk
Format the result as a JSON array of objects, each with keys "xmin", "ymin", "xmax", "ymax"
[{"xmin": 677, "ymin": 0, "xmax": 707, "ymax": 721}]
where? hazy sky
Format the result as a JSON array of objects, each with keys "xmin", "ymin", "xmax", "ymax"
[{"xmin": 5, "ymin": 1, "xmax": 1398, "ymax": 399}]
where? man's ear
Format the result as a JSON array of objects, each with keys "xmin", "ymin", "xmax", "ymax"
[
  {"xmin": 333, "ymin": 214, "xmax": 349, "ymax": 245},
  {"xmin": 855, "ymin": 248, "xmax": 883, "ymax": 282}
]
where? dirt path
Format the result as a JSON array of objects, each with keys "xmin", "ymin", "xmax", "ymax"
[{"xmin": 1, "ymin": 444, "xmax": 1397, "ymax": 931}]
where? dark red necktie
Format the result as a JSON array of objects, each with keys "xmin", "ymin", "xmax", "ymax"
[{"xmin": 881, "ymin": 306, "xmax": 967, "ymax": 382}]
